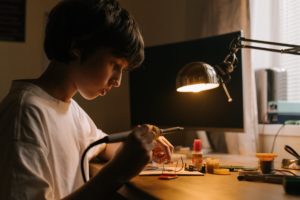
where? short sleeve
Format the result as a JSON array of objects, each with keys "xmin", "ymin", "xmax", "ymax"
[
  {"xmin": 9, "ymin": 105, "xmax": 55, "ymax": 200},
  {"xmin": 11, "ymin": 142, "xmax": 55, "ymax": 200}
]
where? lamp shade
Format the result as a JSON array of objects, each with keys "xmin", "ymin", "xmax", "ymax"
[{"xmin": 176, "ymin": 62, "xmax": 220, "ymax": 92}]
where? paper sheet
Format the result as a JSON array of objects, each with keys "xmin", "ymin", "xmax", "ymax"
[{"xmin": 139, "ymin": 166, "xmax": 204, "ymax": 176}]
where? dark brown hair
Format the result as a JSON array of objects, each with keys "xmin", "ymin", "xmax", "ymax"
[{"xmin": 44, "ymin": 0, "xmax": 144, "ymax": 70}]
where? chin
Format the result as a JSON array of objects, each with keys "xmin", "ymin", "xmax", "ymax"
[
  {"xmin": 84, "ymin": 95, "xmax": 99, "ymax": 100},
  {"xmin": 78, "ymin": 90, "xmax": 101, "ymax": 100}
]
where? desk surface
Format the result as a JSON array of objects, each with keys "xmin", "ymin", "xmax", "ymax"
[{"xmin": 90, "ymin": 154, "xmax": 300, "ymax": 200}]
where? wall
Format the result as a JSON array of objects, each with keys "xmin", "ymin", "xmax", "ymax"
[
  {"xmin": 258, "ymin": 125, "xmax": 300, "ymax": 161},
  {"xmin": 120, "ymin": 0, "xmax": 187, "ymax": 47},
  {"xmin": 260, "ymin": 135, "xmax": 300, "ymax": 161},
  {"xmin": 0, "ymin": 0, "xmax": 57, "ymax": 100}
]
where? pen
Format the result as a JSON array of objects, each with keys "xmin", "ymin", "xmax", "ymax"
[{"xmin": 106, "ymin": 126, "xmax": 184, "ymax": 143}]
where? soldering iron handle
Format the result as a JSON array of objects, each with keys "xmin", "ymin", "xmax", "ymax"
[
  {"xmin": 161, "ymin": 127, "xmax": 184, "ymax": 135},
  {"xmin": 106, "ymin": 131, "xmax": 132, "ymax": 143},
  {"xmin": 106, "ymin": 126, "xmax": 184, "ymax": 143}
]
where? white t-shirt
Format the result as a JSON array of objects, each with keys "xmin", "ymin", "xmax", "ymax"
[{"xmin": 0, "ymin": 81, "xmax": 107, "ymax": 200}]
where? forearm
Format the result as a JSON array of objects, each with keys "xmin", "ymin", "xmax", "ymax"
[
  {"xmin": 98, "ymin": 142, "xmax": 121, "ymax": 161},
  {"xmin": 62, "ymin": 159, "xmax": 129, "ymax": 200},
  {"xmin": 63, "ymin": 125, "xmax": 155, "ymax": 200}
]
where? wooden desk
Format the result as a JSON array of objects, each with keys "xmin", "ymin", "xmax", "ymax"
[{"xmin": 90, "ymin": 154, "xmax": 300, "ymax": 200}]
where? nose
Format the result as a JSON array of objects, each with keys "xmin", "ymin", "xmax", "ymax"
[{"xmin": 111, "ymin": 72, "xmax": 122, "ymax": 88}]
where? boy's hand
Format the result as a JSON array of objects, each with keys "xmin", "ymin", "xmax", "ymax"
[
  {"xmin": 109, "ymin": 124, "xmax": 156, "ymax": 179},
  {"xmin": 152, "ymin": 136, "xmax": 174, "ymax": 164}
]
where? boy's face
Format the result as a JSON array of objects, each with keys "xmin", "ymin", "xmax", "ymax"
[{"xmin": 74, "ymin": 48, "xmax": 128, "ymax": 100}]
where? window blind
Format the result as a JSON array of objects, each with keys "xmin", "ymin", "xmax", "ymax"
[
  {"xmin": 250, "ymin": 0, "xmax": 300, "ymax": 101},
  {"xmin": 278, "ymin": 1, "xmax": 300, "ymax": 100},
  {"xmin": 0, "ymin": 0, "xmax": 26, "ymax": 42}
]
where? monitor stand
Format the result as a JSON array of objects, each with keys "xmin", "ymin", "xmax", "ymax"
[{"xmin": 206, "ymin": 131, "xmax": 228, "ymax": 153}]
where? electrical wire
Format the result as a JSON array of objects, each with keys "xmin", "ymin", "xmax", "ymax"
[
  {"xmin": 258, "ymin": 113, "xmax": 268, "ymax": 152},
  {"xmin": 81, "ymin": 137, "xmax": 108, "ymax": 183},
  {"xmin": 270, "ymin": 124, "xmax": 285, "ymax": 153},
  {"xmin": 274, "ymin": 169, "xmax": 298, "ymax": 176}
]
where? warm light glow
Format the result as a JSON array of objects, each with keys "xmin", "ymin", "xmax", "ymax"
[{"xmin": 176, "ymin": 83, "xmax": 220, "ymax": 93}]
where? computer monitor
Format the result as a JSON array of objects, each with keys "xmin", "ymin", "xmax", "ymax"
[{"xmin": 129, "ymin": 31, "xmax": 244, "ymax": 132}]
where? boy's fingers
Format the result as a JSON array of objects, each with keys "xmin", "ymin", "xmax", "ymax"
[
  {"xmin": 160, "ymin": 136, "xmax": 174, "ymax": 153},
  {"xmin": 157, "ymin": 136, "xmax": 173, "ymax": 155}
]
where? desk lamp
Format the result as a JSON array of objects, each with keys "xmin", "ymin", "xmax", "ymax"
[{"xmin": 176, "ymin": 37, "xmax": 300, "ymax": 102}]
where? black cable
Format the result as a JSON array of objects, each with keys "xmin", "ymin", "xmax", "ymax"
[
  {"xmin": 271, "ymin": 124, "xmax": 285, "ymax": 153},
  {"xmin": 81, "ymin": 137, "xmax": 109, "ymax": 183}
]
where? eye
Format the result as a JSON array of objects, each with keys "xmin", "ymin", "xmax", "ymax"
[
  {"xmin": 113, "ymin": 63, "xmax": 122, "ymax": 72},
  {"xmin": 110, "ymin": 57, "xmax": 129, "ymax": 72},
  {"xmin": 112, "ymin": 61, "xmax": 127, "ymax": 73}
]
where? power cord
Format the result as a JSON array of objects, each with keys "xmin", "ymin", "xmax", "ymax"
[
  {"xmin": 270, "ymin": 124, "xmax": 285, "ymax": 153},
  {"xmin": 81, "ymin": 137, "xmax": 109, "ymax": 183}
]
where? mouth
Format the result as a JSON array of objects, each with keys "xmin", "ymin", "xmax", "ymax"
[
  {"xmin": 99, "ymin": 88, "xmax": 111, "ymax": 96},
  {"xmin": 98, "ymin": 89, "xmax": 107, "ymax": 96}
]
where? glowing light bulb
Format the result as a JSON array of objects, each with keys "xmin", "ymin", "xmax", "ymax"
[{"xmin": 176, "ymin": 83, "xmax": 219, "ymax": 93}]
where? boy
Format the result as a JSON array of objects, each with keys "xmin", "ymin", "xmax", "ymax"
[{"xmin": 0, "ymin": 0, "xmax": 174, "ymax": 199}]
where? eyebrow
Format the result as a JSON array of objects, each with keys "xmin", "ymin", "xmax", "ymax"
[
  {"xmin": 113, "ymin": 61, "xmax": 129, "ymax": 72},
  {"xmin": 110, "ymin": 55, "xmax": 129, "ymax": 70}
]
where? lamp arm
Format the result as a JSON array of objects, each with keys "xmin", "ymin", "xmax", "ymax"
[
  {"xmin": 240, "ymin": 45, "xmax": 300, "ymax": 56},
  {"xmin": 235, "ymin": 37, "xmax": 300, "ymax": 55},
  {"xmin": 221, "ymin": 36, "xmax": 300, "ymax": 77},
  {"xmin": 215, "ymin": 37, "xmax": 300, "ymax": 102},
  {"xmin": 240, "ymin": 37, "xmax": 300, "ymax": 49}
]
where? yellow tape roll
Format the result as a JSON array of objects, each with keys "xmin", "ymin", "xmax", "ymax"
[{"xmin": 213, "ymin": 168, "xmax": 231, "ymax": 175}]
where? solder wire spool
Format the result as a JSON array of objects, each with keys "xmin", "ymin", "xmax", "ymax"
[
  {"xmin": 256, "ymin": 153, "xmax": 277, "ymax": 174},
  {"xmin": 206, "ymin": 158, "xmax": 220, "ymax": 174}
]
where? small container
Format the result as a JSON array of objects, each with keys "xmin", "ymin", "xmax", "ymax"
[
  {"xmin": 192, "ymin": 139, "xmax": 203, "ymax": 170},
  {"xmin": 256, "ymin": 153, "xmax": 277, "ymax": 174},
  {"xmin": 206, "ymin": 158, "xmax": 220, "ymax": 174}
]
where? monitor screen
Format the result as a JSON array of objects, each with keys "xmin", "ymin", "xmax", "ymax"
[{"xmin": 129, "ymin": 31, "xmax": 244, "ymax": 132}]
